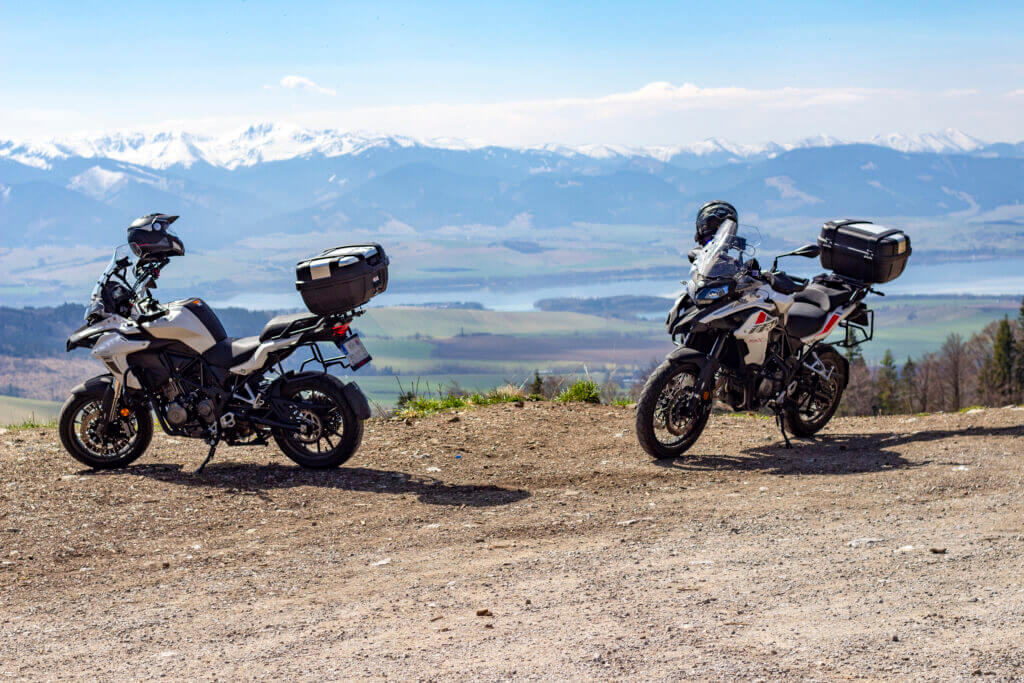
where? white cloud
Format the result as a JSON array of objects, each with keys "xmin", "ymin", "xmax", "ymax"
[
  {"xmin": 943, "ymin": 88, "xmax": 980, "ymax": 96},
  {"xmin": 1007, "ymin": 89, "xmax": 1024, "ymax": 97},
  {"xmin": 279, "ymin": 75, "xmax": 336, "ymax": 96}
]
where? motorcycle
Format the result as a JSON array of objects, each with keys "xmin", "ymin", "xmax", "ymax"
[
  {"xmin": 635, "ymin": 217, "xmax": 911, "ymax": 458},
  {"xmin": 59, "ymin": 214, "xmax": 388, "ymax": 471}
]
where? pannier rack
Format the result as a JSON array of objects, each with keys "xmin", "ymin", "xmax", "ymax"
[{"xmin": 837, "ymin": 307, "xmax": 874, "ymax": 349}]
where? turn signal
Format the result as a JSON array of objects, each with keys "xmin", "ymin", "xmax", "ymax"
[
  {"xmin": 332, "ymin": 323, "xmax": 350, "ymax": 337},
  {"xmin": 119, "ymin": 408, "xmax": 130, "ymax": 417},
  {"xmin": 702, "ymin": 391, "xmax": 710, "ymax": 401}
]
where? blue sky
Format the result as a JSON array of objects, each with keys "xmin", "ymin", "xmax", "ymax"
[{"xmin": 2, "ymin": 1, "xmax": 1022, "ymax": 144}]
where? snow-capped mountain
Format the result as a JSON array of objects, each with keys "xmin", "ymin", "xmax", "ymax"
[
  {"xmin": 869, "ymin": 129, "xmax": 985, "ymax": 154},
  {"xmin": 0, "ymin": 125, "xmax": 1004, "ymax": 173},
  {"xmin": 2, "ymin": 122, "xmax": 1022, "ymax": 259}
]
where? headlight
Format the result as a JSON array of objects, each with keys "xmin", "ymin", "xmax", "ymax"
[
  {"xmin": 695, "ymin": 285, "xmax": 729, "ymax": 305},
  {"xmin": 85, "ymin": 299, "xmax": 104, "ymax": 321}
]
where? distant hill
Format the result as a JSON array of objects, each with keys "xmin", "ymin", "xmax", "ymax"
[{"xmin": 3, "ymin": 125, "xmax": 1023, "ymax": 249}]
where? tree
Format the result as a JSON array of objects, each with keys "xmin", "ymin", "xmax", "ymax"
[
  {"xmin": 529, "ymin": 369, "xmax": 543, "ymax": 396},
  {"xmin": 839, "ymin": 353, "xmax": 877, "ymax": 416},
  {"xmin": 900, "ymin": 356, "xmax": 918, "ymax": 414},
  {"xmin": 939, "ymin": 333, "xmax": 968, "ymax": 411},
  {"xmin": 916, "ymin": 353, "xmax": 941, "ymax": 412},
  {"xmin": 876, "ymin": 349, "xmax": 900, "ymax": 414},
  {"xmin": 981, "ymin": 317, "xmax": 1016, "ymax": 403},
  {"xmin": 1016, "ymin": 296, "xmax": 1024, "ymax": 399}
]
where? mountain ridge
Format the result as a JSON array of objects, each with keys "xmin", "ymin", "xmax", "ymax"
[{"xmin": 0, "ymin": 125, "xmax": 1002, "ymax": 172}]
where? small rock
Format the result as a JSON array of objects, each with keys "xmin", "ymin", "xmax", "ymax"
[
  {"xmin": 447, "ymin": 415, "xmax": 460, "ymax": 423},
  {"xmin": 964, "ymin": 408, "xmax": 984, "ymax": 415},
  {"xmin": 892, "ymin": 634, "xmax": 899, "ymax": 642},
  {"xmin": 371, "ymin": 558, "xmax": 392, "ymax": 566},
  {"xmin": 929, "ymin": 547, "xmax": 948, "ymax": 554},
  {"xmin": 894, "ymin": 545, "xmax": 915, "ymax": 553},
  {"xmin": 848, "ymin": 537, "xmax": 884, "ymax": 548},
  {"xmin": 484, "ymin": 623, "xmax": 495, "ymax": 629},
  {"xmin": 617, "ymin": 517, "xmax": 653, "ymax": 526},
  {"xmin": 476, "ymin": 608, "xmax": 492, "ymax": 617},
  {"xmin": 952, "ymin": 465, "xmax": 970, "ymax": 471},
  {"xmin": 426, "ymin": 466, "xmax": 441, "ymax": 472}
]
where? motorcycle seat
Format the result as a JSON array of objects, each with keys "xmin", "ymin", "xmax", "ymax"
[
  {"xmin": 203, "ymin": 336, "xmax": 261, "ymax": 368},
  {"xmin": 260, "ymin": 312, "xmax": 320, "ymax": 342},
  {"xmin": 795, "ymin": 282, "xmax": 854, "ymax": 311},
  {"xmin": 786, "ymin": 302, "xmax": 829, "ymax": 339}
]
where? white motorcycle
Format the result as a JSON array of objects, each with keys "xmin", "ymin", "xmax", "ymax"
[
  {"xmin": 636, "ymin": 217, "xmax": 911, "ymax": 458},
  {"xmin": 60, "ymin": 213, "xmax": 388, "ymax": 471}
]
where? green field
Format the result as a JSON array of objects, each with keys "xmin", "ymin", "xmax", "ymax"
[
  {"xmin": 355, "ymin": 307, "xmax": 654, "ymax": 338},
  {"xmin": 0, "ymin": 396, "xmax": 61, "ymax": 427}
]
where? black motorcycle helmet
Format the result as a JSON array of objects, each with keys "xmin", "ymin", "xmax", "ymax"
[
  {"xmin": 127, "ymin": 213, "xmax": 184, "ymax": 260},
  {"xmin": 694, "ymin": 200, "xmax": 738, "ymax": 245}
]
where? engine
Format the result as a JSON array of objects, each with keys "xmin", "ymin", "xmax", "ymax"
[{"xmin": 161, "ymin": 382, "xmax": 218, "ymax": 436}]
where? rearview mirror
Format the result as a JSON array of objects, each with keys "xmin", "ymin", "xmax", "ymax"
[
  {"xmin": 792, "ymin": 243, "xmax": 821, "ymax": 258},
  {"xmin": 772, "ymin": 243, "xmax": 821, "ymax": 272}
]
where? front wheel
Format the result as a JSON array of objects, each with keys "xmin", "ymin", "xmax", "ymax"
[
  {"xmin": 272, "ymin": 375, "xmax": 363, "ymax": 469},
  {"xmin": 635, "ymin": 359, "xmax": 711, "ymax": 459},
  {"xmin": 58, "ymin": 384, "xmax": 153, "ymax": 469},
  {"xmin": 784, "ymin": 348, "xmax": 848, "ymax": 437}
]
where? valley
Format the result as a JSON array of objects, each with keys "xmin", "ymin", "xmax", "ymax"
[{"xmin": 1, "ymin": 295, "xmax": 1018, "ymax": 418}]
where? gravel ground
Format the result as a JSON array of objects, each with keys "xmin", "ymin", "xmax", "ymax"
[{"xmin": 2, "ymin": 403, "xmax": 1023, "ymax": 680}]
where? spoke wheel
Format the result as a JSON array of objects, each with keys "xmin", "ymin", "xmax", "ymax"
[
  {"xmin": 58, "ymin": 382, "xmax": 153, "ymax": 469},
  {"xmin": 785, "ymin": 348, "xmax": 848, "ymax": 437},
  {"xmin": 635, "ymin": 360, "xmax": 711, "ymax": 459},
  {"xmin": 273, "ymin": 376, "xmax": 363, "ymax": 469}
]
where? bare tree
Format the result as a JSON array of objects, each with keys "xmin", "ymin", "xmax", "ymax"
[{"xmin": 939, "ymin": 333, "xmax": 969, "ymax": 411}]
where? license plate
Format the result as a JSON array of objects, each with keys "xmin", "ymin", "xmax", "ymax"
[{"xmin": 337, "ymin": 334, "xmax": 371, "ymax": 370}]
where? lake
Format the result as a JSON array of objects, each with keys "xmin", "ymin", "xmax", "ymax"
[{"xmin": 208, "ymin": 256, "xmax": 1024, "ymax": 312}]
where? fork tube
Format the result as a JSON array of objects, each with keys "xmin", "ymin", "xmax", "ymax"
[{"xmin": 696, "ymin": 333, "xmax": 726, "ymax": 393}]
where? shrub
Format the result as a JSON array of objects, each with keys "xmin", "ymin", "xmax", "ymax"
[{"xmin": 555, "ymin": 379, "xmax": 601, "ymax": 404}]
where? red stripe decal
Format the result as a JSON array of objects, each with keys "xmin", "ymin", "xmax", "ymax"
[
  {"xmin": 754, "ymin": 311, "xmax": 767, "ymax": 325},
  {"xmin": 821, "ymin": 314, "xmax": 840, "ymax": 335}
]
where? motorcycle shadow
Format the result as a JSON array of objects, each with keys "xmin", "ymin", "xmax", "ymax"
[
  {"xmin": 652, "ymin": 424, "xmax": 1023, "ymax": 476},
  {"xmin": 105, "ymin": 463, "xmax": 531, "ymax": 508}
]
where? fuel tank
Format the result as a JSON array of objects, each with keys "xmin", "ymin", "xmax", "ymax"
[{"xmin": 142, "ymin": 298, "xmax": 227, "ymax": 353}]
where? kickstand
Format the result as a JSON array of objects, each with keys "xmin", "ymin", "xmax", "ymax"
[
  {"xmin": 195, "ymin": 439, "xmax": 218, "ymax": 474},
  {"xmin": 775, "ymin": 411, "xmax": 793, "ymax": 449}
]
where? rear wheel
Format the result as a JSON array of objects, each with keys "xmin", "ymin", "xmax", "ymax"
[
  {"xmin": 785, "ymin": 348, "xmax": 847, "ymax": 437},
  {"xmin": 273, "ymin": 376, "xmax": 363, "ymax": 469},
  {"xmin": 58, "ymin": 386, "xmax": 153, "ymax": 469},
  {"xmin": 635, "ymin": 359, "xmax": 711, "ymax": 459}
]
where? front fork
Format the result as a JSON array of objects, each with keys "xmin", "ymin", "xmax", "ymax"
[
  {"xmin": 97, "ymin": 378, "xmax": 123, "ymax": 438},
  {"xmin": 680, "ymin": 333, "xmax": 726, "ymax": 416}
]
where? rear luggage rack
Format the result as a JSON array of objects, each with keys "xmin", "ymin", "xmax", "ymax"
[{"xmin": 837, "ymin": 306, "xmax": 873, "ymax": 349}]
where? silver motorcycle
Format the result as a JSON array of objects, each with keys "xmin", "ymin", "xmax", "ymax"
[
  {"xmin": 636, "ymin": 217, "xmax": 909, "ymax": 458},
  {"xmin": 60, "ymin": 214, "xmax": 382, "ymax": 471}
]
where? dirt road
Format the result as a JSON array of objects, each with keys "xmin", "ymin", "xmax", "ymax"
[{"xmin": 2, "ymin": 404, "xmax": 1023, "ymax": 679}]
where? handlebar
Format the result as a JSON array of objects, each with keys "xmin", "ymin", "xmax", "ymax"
[{"xmin": 136, "ymin": 309, "xmax": 168, "ymax": 324}]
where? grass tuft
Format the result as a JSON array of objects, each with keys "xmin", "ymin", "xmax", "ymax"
[
  {"xmin": 555, "ymin": 379, "xmax": 601, "ymax": 404},
  {"xmin": 396, "ymin": 383, "xmax": 533, "ymax": 418}
]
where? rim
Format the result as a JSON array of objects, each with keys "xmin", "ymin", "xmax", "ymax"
[
  {"xmin": 283, "ymin": 388, "xmax": 345, "ymax": 458},
  {"xmin": 796, "ymin": 358, "xmax": 841, "ymax": 424},
  {"xmin": 650, "ymin": 366, "xmax": 705, "ymax": 447},
  {"xmin": 72, "ymin": 400, "xmax": 139, "ymax": 460}
]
